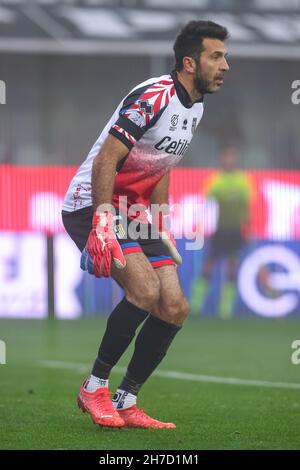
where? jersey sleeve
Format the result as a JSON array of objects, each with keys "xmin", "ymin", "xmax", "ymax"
[{"xmin": 109, "ymin": 79, "xmax": 175, "ymax": 150}]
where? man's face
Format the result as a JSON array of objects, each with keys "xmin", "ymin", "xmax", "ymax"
[{"xmin": 194, "ymin": 38, "xmax": 229, "ymax": 95}]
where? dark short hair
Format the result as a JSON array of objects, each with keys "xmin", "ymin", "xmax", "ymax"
[{"xmin": 173, "ymin": 20, "xmax": 229, "ymax": 71}]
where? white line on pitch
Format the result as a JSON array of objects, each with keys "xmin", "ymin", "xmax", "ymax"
[{"xmin": 38, "ymin": 360, "xmax": 300, "ymax": 391}]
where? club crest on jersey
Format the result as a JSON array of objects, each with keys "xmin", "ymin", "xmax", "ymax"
[{"xmin": 191, "ymin": 117, "xmax": 197, "ymax": 134}]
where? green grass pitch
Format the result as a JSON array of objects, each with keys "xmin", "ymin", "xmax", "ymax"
[{"xmin": 0, "ymin": 316, "xmax": 300, "ymax": 450}]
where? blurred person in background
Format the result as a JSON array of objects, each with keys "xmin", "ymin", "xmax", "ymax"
[
  {"xmin": 62, "ymin": 20, "xmax": 229, "ymax": 429},
  {"xmin": 192, "ymin": 146, "xmax": 251, "ymax": 318}
]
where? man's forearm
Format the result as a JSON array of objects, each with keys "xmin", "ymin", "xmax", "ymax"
[
  {"xmin": 92, "ymin": 154, "xmax": 117, "ymax": 211},
  {"xmin": 91, "ymin": 135, "xmax": 128, "ymax": 212}
]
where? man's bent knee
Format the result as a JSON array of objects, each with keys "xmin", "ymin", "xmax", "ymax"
[
  {"xmin": 125, "ymin": 279, "xmax": 161, "ymax": 312},
  {"xmin": 171, "ymin": 298, "xmax": 189, "ymax": 325},
  {"xmin": 154, "ymin": 297, "xmax": 190, "ymax": 326}
]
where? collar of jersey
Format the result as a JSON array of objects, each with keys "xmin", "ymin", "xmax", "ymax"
[{"xmin": 171, "ymin": 70, "xmax": 203, "ymax": 108}]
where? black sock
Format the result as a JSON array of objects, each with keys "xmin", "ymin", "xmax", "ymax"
[
  {"xmin": 118, "ymin": 315, "xmax": 181, "ymax": 395},
  {"xmin": 91, "ymin": 297, "xmax": 148, "ymax": 379}
]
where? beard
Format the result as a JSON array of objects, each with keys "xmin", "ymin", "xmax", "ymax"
[{"xmin": 193, "ymin": 61, "xmax": 215, "ymax": 95}]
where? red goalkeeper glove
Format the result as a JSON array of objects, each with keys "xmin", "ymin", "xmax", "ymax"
[
  {"xmin": 153, "ymin": 213, "xmax": 182, "ymax": 265},
  {"xmin": 80, "ymin": 211, "xmax": 126, "ymax": 277}
]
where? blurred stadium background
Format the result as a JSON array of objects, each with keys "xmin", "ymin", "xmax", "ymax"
[{"xmin": 1, "ymin": 0, "xmax": 300, "ymax": 451}]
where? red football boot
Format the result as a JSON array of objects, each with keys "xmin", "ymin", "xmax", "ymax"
[
  {"xmin": 77, "ymin": 380, "xmax": 125, "ymax": 428},
  {"xmin": 118, "ymin": 405, "xmax": 176, "ymax": 429}
]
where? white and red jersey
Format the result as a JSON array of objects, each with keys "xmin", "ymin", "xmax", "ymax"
[{"xmin": 62, "ymin": 71, "xmax": 204, "ymax": 214}]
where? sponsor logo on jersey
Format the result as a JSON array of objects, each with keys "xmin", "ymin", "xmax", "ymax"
[{"xmin": 154, "ymin": 136, "xmax": 190, "ymax": 155}]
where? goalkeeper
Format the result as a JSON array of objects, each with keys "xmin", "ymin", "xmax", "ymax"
[{"xmin": 62, "ymin": 20, "xmax": 229, "ymax": 429}]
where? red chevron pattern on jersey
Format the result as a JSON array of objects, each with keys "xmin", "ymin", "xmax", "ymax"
[{"xmin": 123, "ymin": 79, "xmax": 175, "ymax": 127}]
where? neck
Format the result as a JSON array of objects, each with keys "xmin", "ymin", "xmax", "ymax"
[{"xmin": 176, "ymin": 69, "xmax": 203, "ymax": 103}]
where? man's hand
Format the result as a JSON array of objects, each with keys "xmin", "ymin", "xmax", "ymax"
[
  {"xmin": 153, "ymin": 213, "xmax": 182, "ymax": 265},
  {"xmin": 80, "ymin": 211, "xmax": 126, "ymax": 277}
]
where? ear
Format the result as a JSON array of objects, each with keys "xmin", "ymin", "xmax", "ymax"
[{"xmin": 182, "ymin": 56, "xmax": 196, "ymax": 74}]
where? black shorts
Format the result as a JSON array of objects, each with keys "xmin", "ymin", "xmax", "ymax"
[
  {"xmin": 209, "ymin": 229, "xmax": 244, "ymax": 259},
  {"xmin": 62, "ymin": 205, "xmax": 175, "ymax": 269}
]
